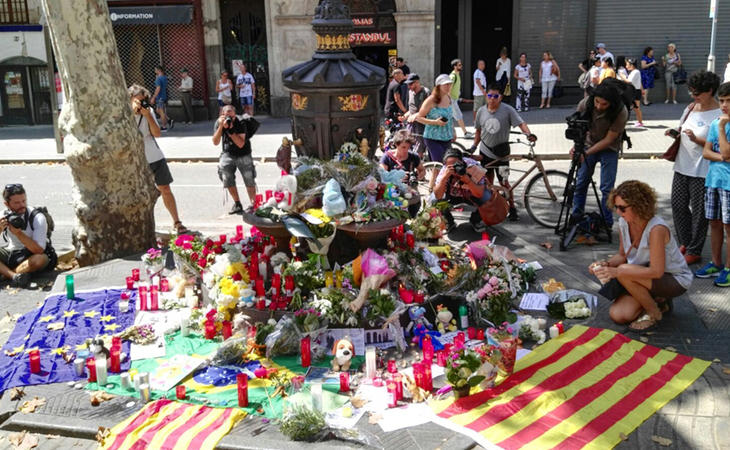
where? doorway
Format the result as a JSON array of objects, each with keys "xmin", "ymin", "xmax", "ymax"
[
  {"xmin": 0, "ymin": 68, "xmax": 31, "ymax": 125},
  {"xmin": 471, "ymin": 1, "xmax": 513, "ymax": 85}
]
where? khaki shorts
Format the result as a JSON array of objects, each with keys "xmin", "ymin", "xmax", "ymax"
[
  {"xmin": 473, "ymin": 95, "xmax": 486, "ymax": 112},
  {"xmin": 218, "ymin": 152, "xmax": 256, "ymax": 188}
]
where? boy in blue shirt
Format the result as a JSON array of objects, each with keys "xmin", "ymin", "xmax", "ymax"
[{"xmin": 695, "ymin": 82, "xmax": 730, "ymax": 286}]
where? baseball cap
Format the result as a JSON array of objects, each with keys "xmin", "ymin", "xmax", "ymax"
[
  {"xmin": 596, "ymin": 43, "xmax": 606, "ymax": 49},
  {"xmin": 435, "ymin": 74, "xmax": 452, "ymax": 86},
  {"xmin": 404, "ymin": 73, "xmax": 420, "ymax": 84}
]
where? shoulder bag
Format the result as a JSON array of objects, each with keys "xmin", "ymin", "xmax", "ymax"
[
  {"xmin": 478, "ymin": 187, "xmax": 510, "ymax": 226},
  {"xmin": 662, "ymin": 103, "xmax": 695, "ymax": 161}
]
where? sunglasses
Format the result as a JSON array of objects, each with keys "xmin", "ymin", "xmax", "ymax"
[
  {"xmin": 3, "ymin": 183, "xmax": 24, "ymax": 200},
  {"xmin": 487, "ymin": 93, "xmax": 500, "ymax": 99},
  {"xmin": 614, "ymin": 204, "xmax": 630, "ymax": 212}
]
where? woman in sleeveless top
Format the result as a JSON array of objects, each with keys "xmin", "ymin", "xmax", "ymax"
[
  {"xmin": 416, "ymin": 74, "xmax": 456, "ymax": 191},
  {"xmin": 216, "ymin": 71, "xmax": 233, "ymax": 112},
  {"xmin": 589, "ymin": 180, "xmax": 692, "ymax": 331}
]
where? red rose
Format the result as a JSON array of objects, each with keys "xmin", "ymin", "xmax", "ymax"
[
  {"xmin": 205, "ymin": 239, "xmax": 214, "ymax": 248},
  {"xmin": 213, "ymin": 246, "xmax": 223, "ymax": 254},
  {"xmin": 190, "ymin": 252, "xmax": 199, "ymax": 261},
  {"xmin": 232, "ymin": 272, "xmax": 242, "ymax": 281},
  {"xmin": 198, "ymin": 257, "xmax": 208, "ymax": 268}
]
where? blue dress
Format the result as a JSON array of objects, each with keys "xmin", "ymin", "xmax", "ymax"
[{"xmin": 640, "ymin": 56, "xmax": 656, "ymax": 89}]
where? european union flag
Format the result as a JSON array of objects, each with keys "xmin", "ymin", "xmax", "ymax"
[{"xmin": 0, "ymin": 288, "xmax": 136, "ymax": 392}]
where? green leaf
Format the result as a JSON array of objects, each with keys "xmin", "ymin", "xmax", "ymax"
[{"xmin": 468, "ymin": 375, "xmax": 486, "ymax": 387}]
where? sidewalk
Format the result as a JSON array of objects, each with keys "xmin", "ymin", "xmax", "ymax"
[{"xmin": 0, "ymin": 103, "xmax": 688, "ymax": 164}]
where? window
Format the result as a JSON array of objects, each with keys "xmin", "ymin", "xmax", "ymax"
[{"xmin": 0, "ymin": 0, "xmax": 29, "ymax": 24}]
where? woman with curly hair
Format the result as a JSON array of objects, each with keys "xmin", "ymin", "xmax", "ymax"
[{"xmin": 589, "ymin": 180, "xmax": 692, "ymax": 331}]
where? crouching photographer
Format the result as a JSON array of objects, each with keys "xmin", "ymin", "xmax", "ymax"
[
  {"xmin": 0, "ymin": 184, "xmax": 57, "ymax": 288},
  {"xmin": 433, "ymin": 149, "xmax": 509, "ymax": 233}
]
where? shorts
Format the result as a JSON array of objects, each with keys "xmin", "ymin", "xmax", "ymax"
[
  {"xmin": 650, "ymin": 273, "xmax": 687, "ymax": 299},
  {"xmin": 473, "ymin": 95, "xmax": 486, "ymax": 112},
  {"xmin": 424, "ymin": 138, "xmax": 451, "ymax": 163},
  {"xmin": 219, "ymin": 152, "xmax": 256, "ymax": 188},
  {"xmin": 705, "ymin": 186, "xmax": 730, "ymax": 224},
  {"xmin": 149, "ymin": 159, "xmax": 174, "ymax": 186},
  {"xmin": 156, "ymin": 100, "xmax": 167, "ymax": 112},
  {"xmin": 451, "ymin": 100, "xmax": 464, "ymax": 121},
  {"xmin": 0, "ymin": 246, "xmax": 53, "ymax": 271},
  {"xmin": 633, "ymin": 90, "xmax": 642, "ymax": 102},
  {"xmin": 480, "ymin": 153, "xmax": 510, "ymax": 183},
  {"xmin": 240, "ymin": 96, "xmax": 254, "ymax": 106}
]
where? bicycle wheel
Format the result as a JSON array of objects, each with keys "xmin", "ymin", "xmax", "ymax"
[
  {"xmin": 417, "ymin": 161, "xmax": 444, "ymax": 197},
  {"xmin": 524, "ymin": 169, "xmax": 569, "ymax": 228},
  {"xmin": 450, "ymin": 141, "xmax": 467, "ymax": 153}
]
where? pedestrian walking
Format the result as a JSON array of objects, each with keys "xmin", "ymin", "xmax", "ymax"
[
  {"xmin": 513, "ymin": 53, "xmax": 532, "ymax": 112},
  {"xmin": 663, "ymin": 43, "xmax": 682, "ymax": 104},
  {"xmin": 624, "ymin": 59, "xmax": 644, "ymax": 127},
  {"xmin": 216, "ymin": 71, "xmax": 233, "ymax": 113},
  {"xmin": 596, "ymin": 43, "xmax": 615, "ymax": 64},
  {"xmin": 599, "ymin": 57, "xmax": 616, "ymax": 83},
  {"xmin": 448, "ymin": 59, "xmax": 473, "ymax": 138},
  {"xmin": 404, "ymin": 73, "xmax": 430, "ymax": 158},
  {"xmin": 179, "ymin": 68, "xmax": 194, "ymax": 124},
  {"xmin": 640, "ymin": 47, "xmax": 658, "ymax": 105},
  {"xmin": 472, "ymin": 60, "xmax": 487, "ymax": 121},
  {"xmin": 151, "ymin": 66, "xmax": 173, "ymax": 131},
  {"xmin": 538, "ymin": 51, "xmax": 559, "ymax": 109},
  {"xmin": 495, "ymin": 47, "xmax": 512, "ymax": 100},
  {"xmin": 665, "ymin": 70, "xmax": 721, "ymax": 266},
  {"xmin": 588, "ymin": 57, "xmax": 602, "ymax": 96},
  {"xmin": 235, "ymin": 62, "xmax": 256, "ymax": 116}
]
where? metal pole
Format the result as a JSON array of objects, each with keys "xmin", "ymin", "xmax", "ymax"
[{"xmin": 708, "ymin": 0, "xmax": 718, "ymax": 72}]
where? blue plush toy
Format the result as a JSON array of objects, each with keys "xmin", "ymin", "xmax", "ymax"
[
  {"xmin": 412, "ymin": 323, "xmax": 444, "ymax": 351},
  {"xmin": 378, "ymin": 167, "xmax": 408, "ymax": 193},
  {"xmin": 322, "ymin": 179, "xmax": 346, "ymax": 217}
]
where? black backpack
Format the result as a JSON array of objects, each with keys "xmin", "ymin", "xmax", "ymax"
[{"xmin": 29, "ymin": 206, "xmax": 54, "ymax": 241}]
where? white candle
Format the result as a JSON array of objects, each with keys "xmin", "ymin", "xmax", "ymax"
[
  {"xmin": 549, "ymin": 325, "xmax": 559, "ymax": 339},
  {"xmin": 311, "ymin": 381, "xmax": 323, "ymax": 411},
  {"xmin": 119, "ymin": 300, "xmax": 129, "ymax": 313},
  {"xmin": 365, "ymin": 346, "xmax": 377, "ymax": 380},
  {"xmin": 537, "ymin": 318, "xmax": 547, "ymax": 329},
  {"xmin": 95, "ymin": 357, "xmax": 108, "ymax": 385},
  {"xmin": 258, "ymin": 260, "xmax": 267, "ymax": 281},
  {"xmin": 180, "ymin": 318, "xmax": 190, "ymax": 337},
  {"xmin": 151, "ymin": 276, "xmax": 160, "ymax": 288}
]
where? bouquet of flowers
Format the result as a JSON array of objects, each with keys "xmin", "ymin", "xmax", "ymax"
[
  {"xmin": 486, "ymin": 322, "xmax": 518, "ymax": 375},
  {"xmin": 266, "ymin": 308, "xmax": 329, "ymax": 359},
  {"xmin": 410, "ymin": 207, "xmax": 446, "ymax": 241},
  {"xmin": 282, "ymin": 256, "xmax": 325, "ymax": 296},
  {"xmin": 141, "ymin": 248, "xmax": 164, "ymax": 266},
  {"xmin": 518, "ymin": 315, "xmax": 547, "ymax": 345},
  {"xmin": 364, "ymin": 288, "xmax": 398, "ymax": 327},
  {"xmin": 466, "ymin": 268, "xmax": 515, "ymax": 325},
  {"xmin": 445, "ymin": 346, "xmax": 487, "ymax": 398},
  {"xmin": 309, "ymin": 288, "xmax": 361, "ymax": 328}
]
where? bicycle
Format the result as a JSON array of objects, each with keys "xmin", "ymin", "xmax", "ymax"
[{"xmin": 418, "ymin": 131, "xmax": 569, "ymax": 228}]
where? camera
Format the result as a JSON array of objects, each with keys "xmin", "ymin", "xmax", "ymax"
[
  {"xmin": 452, "ymin": 160, "xmax": 467, "ymax": 176},
  {"xmin": 408, "ymin": 171, "xmax": 418, "ymax": 187},
  {"xmin": 565, "ymin": 111, "xmax": 590, "ymax": 143},
  {"xmin": 225, "ymin": 117, "xmax": 233, "ymax": 126},
  {"xmin": 3, "ymin": 211, "xmax": 25, "ymax": 230},
  {"xmin": 140, "ymin": 99, "xmax": 151, "ymax": 110}
]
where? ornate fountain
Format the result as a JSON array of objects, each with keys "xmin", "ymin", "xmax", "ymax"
[{"xmin": 282, "ymin": 0, "xmax": 386, "ymax": 160}]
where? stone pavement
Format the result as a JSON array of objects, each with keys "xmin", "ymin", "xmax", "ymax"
[{"xmin": 0, "ymin": 103, "xmax": 688, "ymax": 164}]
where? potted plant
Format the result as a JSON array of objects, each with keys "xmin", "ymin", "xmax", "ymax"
[{"xmin": 445, "ymin": 347, "xmax": 487, "ymax": 399}]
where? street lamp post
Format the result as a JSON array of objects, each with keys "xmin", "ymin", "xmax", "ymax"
[{"xmin": 708, "ymin": 0, "xmax": 719, "ymax": 72}]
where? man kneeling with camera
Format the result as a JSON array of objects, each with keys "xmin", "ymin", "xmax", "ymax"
[
  {"xmin": 433, "ymin": 149, "xmax": 492, "ymax": 233},
  {"xmin": 0, "ymin": 184, "xmax": 56, "ymax": 288}
]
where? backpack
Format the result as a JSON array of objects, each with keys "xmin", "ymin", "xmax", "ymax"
[
  {"xmin": 578, "ymin": 71, "xmax": 590, "ymax": 89},
  {"xmin": 29, "ymin": 206, "xmax": 54, "ymax": 241}
]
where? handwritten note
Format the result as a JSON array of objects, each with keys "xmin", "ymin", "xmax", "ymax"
[{"xmin": 519, "ymin": 293, "xmax": 550, "ymax": 311}]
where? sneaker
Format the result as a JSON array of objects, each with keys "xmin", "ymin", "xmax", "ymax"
[
  {"xmin": 695, "ymin": 261, "xmax": 722, "ymax": 278},
  {"xmin": 508, "ymin": 207, "xmax": 519, "ymax": 222},
  {"xmin": 714, "ymin": 267, "xmax": 730, "ymax": 287},
  {"xmin": 684, "ymin": 254, "xmax": 701, "ymax": 265},
  {"xmin": 11, "ymin": 273, "xmax": 30, "ymax": 288},
  {"xmin": 635, "ymin": 122, "xmax": 644, "ymax": 127},
  {"xmin": 168, "ymin": 119, "xmax": 175, "ymax": 130},
  {"xmin": 160, "ymin": 127, "xmax": 168, "ymax": 132},
  {"xmin": 665, "ymin": 99, "xmax": 670, "ymax": 104},
  {"xmin": 471, "ymin": 220, "xmax": 487, "ymax": 233},
  {"xmin": 463, "ymin": 131, "xmax": 474, "ymax": 139},
  {"xmin": 228, "ymin": 202, "xmax": 244, "ymax": 215},
  {"xmin": 672, "ymin": 100, "xmax": 677, "ymax": 104}
]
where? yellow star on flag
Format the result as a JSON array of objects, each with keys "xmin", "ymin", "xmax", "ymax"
[
  {"xmin": 62, "ymin": 310, "xmax": 77, "ymax": 318},
  {"xmin": 38, "ymin": 315, "xmax": 54, "ymax": 323},
  {"xmin": 52, "ymin": 345, "xmax": 70, "ymax": 356},
  {"xmin": 103, "ymin": 323, "xmax": 121, "ymax": 332},
  {"xmin": 24, "ymin": 347, "xmax": 39, "ymax": 354},
  {"xmin": 99, "ymin": 315, "xmax": 114, "ymax": 323},
  {"xmin": 23, "ymin": 334, "xmax": 30, "ymax": 341},
  {"xmin": 75, "ymin": 342, "xmax": 88, "ymax": 351},
  {"xmin": 83, "ymin": 311, "xmax": 99, "ymax": 318},
  {"xmin": 47, "ymin": 322, "xmax": 65, "ymax": 331},
  {"xmin": 3, "ymin": 345, "xmax": 24, "ymax": 357}
]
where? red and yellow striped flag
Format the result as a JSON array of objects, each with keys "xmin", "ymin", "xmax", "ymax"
[
  {"xmin": 101, "ymin": 399, "xmax": 245, "ymax": 450},
  {"xmin": 430, "ymin": 325, "xmax": 709, "ymax": 449}
]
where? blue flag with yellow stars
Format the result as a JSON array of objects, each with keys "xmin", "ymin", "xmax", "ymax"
[{"xmin": 0, "ymin": 288, "xmax": 136, "ymax": 392}]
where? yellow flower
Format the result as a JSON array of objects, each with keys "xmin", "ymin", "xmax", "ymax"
[{"xmin": 304, "ymin": 208, "xmax": 332, "ymax": 223}]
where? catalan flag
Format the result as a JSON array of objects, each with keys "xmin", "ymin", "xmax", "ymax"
[
  {"xmin": 100, "ymin": 399, "xmax": 244, "ymax": 450},
  {"xmin": 430, "ymin": 325, "xmax": 710, "ymax": 449}
]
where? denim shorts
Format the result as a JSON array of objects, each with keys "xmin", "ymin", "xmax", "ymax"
[{"xmin": 240, "ymin": 96, "xmax": 254, "ymax": 106}]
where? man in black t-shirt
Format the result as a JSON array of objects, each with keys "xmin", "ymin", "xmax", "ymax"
[
  {"xmin": 384, "ymin": 69, "xmax": 407, "ymax": 121},
  {"xmin": 212, "ymin": 105, "xmax": 257, "ymax": 214}
]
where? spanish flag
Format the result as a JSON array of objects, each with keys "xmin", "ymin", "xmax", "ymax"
[
  {"xmin": 430, "ymin": 325, "xmax": 709, "ymax": 449},
  {"xmin": 100, "ymin": 399, "xmax": 245, "ymax": 450}
]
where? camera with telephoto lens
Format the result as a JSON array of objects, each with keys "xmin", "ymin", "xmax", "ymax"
[
  {"xmin": 3, "ymin": 211, "xmax": 25, "ymax": 230},
  {"xmin": 225, "ymin": 117, "xmax": 233, "ymax": 126},
  {"xmin": 452, "ymin": 160, "xmax": 467, "ymax": 176},
  {"xmin": 565, "ymin": 111, "xmax": 590, "ymax": 144}
]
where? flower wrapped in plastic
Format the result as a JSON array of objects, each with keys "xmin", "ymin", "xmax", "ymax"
[
  {"xmin": 265, "ymin": 309, "xmax": 329, "ymax": 359},
  {"xmin": 518, "ymin": 315, "xmax": 547, "ymax": 345},
  {"xmin": 486, "ymin": 322, "xmax": 519, "ymax": 376},
  {"xmin": 350, "ymin": 249, "xmax": 396, "ymax": 312},
  {"xmin": 410, "ymin": 207, "xmax": 446, "ymax": 241}
]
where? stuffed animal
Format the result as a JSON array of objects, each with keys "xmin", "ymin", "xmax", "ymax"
[
  {"xmin": 406, "ymin": 305, "xmax": 430, "ymax": 336},
  {"xmin": 275, "ymin": 137, "xmax": 301, "ymax": 174},
  {"xmin": 263, "ymin": 172, "xmax": 297, "ymax": 211},
  {"xmin": 87, "ymin": 337, "xmax": 110, "ymax": 360},
  {"xmin": 331, "ymin": 337, "xmax": 354, "ymax": 372},
  {"xmin": 436, "ymin": 305, "xmax": 458, "ymax": 334},
  {"xmin": 322, "ymin": 179, "xmax": 346, "ymax": 217},
  {"xmin": 402, "ymin": 373, "xmax": 430, "ymax": 402}
]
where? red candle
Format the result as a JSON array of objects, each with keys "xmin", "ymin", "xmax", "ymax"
[
  {"xmin": 255, "ymin": 279, "xmax": 265, "ymax": 297},
  {"xmin": 86, "ymin": 358, "xmax": 97, "ymax": 383},
  {"xmin": 272, "ymin": 273, "xmax": 282, "ymax": 298},
  {"xmin": 176, "ymin": 385, "xmax": 186, "ymax": 400},
  {"xmin": 422, "ymin": 336, "xmax": 434, "ymax": 362},
  {"xmin": 284, "ymin": 275, "xmax": 295, "ymax": 291},
  {"xmin": 413, "ymin": 362, "xmax": 425, "ymax": 390},
  {"xmin": 160, "ymin": 278, "xmax": 169, "ymax": 292},
  {"xmin": 398, "ymin": 285, "xmax": 413, "ymax": 304},
  {"xmin": 393, "ymin": 373, "xmax": 403, "ymax": 400},
  {"xmin": 300, "ymin": 336, "xmax": 311, "ymax": 368},
  {"xmin": 467, "ymin": 326, "xmax": 477, "ymax": 340},
  {"xmin": 131, "ymin": 268, "xmax": 140, "ymax": 282},
  {"xmin": 204, "ymin": 320, "xmax": 216, "ymax": 339},
  {"xmin": 456, "ymin": 332, "xmax": 465, "ymax": 345},
  {"xmin": 436, "ymin": 351, "xmax": 447, "ymax": 367},
  {"xmin": 414, "ymin": 291, "xmax": 425, "ymax": 304},
  {"xmin": 236, "ymin": 225, "xmax": 243, "ymax": 238},
  {"xmin": 387, "ymin": 359, "xmax": 397, "ymax": 373},
  {"xmin": 237, "ymin": 373, "xmax": 249, "ymax": 407},
  {"xmin": 150, "ymin": 286, "xmax": 159, "ymax": 310},
  {"xmin": 477, "ymin": 328, "xmax": 485, "ymax": 340},
  {"xmin": 254, "ymin": 194, "xmax": 263, "ymax": 208},
  {"xmin": 339, "ymin": 371, "xmax": 350, "ymax": 392},
  {"xmin": 406, "ymin": 233, "xmax": 415, "ymax": 249},
  {"xmin": 126, "ymin": 276, "xmax": 134, "ymax": 290},
  {"xmin": 249, "ymin": 253, "xmax": 259, "ymax": 280},
  {"xmin": 110, "ymin": 348, "xmax": 121, "ymax": 373},
  {"xmin": 387, "ymin": 381, "xmax": 398, "ymax": 407},
  {"xmin": 222, "ymin": 321, "xmax": 232, "ymax": 340},
  {"xmin": 444, "ymin": 343, "xmax": 453, "ymax": 354},
  {"xmin": 423, "ymin": 362, "xmax": 433, "ymax": 391},
  {"xmin": 112, "ymin": 336, "xmax": 122, "ymax": 350},
  {"xmin": 265, "ymin": 190, "xmax": 273, "ymax": 201},
  {"xmin": 29, "ymin": 349, "xmax": 40, "ymax": 374},
  {"xmin": 219, "ymin": 234, "xmax": 227, "ymax": 244},
  {"xmin": 556, "ymin": 322, "xmax": 565, "ymax": 334}
]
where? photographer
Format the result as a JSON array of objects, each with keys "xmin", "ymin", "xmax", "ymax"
[
  {"xmin": 569, "ymin": 81, "xmax": 629, "ymax": 229},
  {"xmin": 129, "ymin": 85, "xmax": 189, "ymax": 234},
  {"xmin": 0, "ymin": 184, "xmax": 56, "ymax": 288},
  {"xmin": 213, "ymin": 105, "xmax": 257, "ymax": 214},
  {"xmin": 433, "ymin": 149, "xmax": 491, "ymax": 233},
  {"xmin": 379, "ymin": 130, "xmax": 425, "ymax": 217}
]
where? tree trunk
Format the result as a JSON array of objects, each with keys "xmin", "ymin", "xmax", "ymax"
[{"xmin": 41, "ymin": 0, "xmax": 158, "ymax": 266}]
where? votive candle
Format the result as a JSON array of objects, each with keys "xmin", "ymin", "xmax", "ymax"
[
  {"xmin": 310, "ymin": 381, "xmax": 323, "ymax": 411},
  {"xmin": 300, "ymin": 336, "xmax": 311, "ymax": 368},
  {"xmin": 65, "ymin": 275, "xmax": 75, "ymax": 300},
  {"xmin": 393, "ymin": 373, "xmax": 403, "ymax": 400},
  {"xmin": 176, "ymin": 385, "xmax": 186, "ymax": 400},
  {"xmin": 126, "ymin": 276, "xmax": 134, "ymax": 290},
  {"xmin": 437, "ymin": 351, "xmax": 447, "ymax": 367},
  {"xmin": 110, "ymin": 348, "xmax": 121, "ymax": 373},
  {"xmin": 237, "ymin": 373, "xmax": 249, "ymax": 407},
  {"xmin": 422, "ymin": 336, "xmax": 434, "ymax": 362},
  {"xmin": 339, "ymin": 371, "xmax": 350, "ymax": 392},
  {"xmin": 387, "ymin": 358, "xmax": 397, "ymax": 373},
  {"xmin": 150, "ymin": 286, "xmax": 159, "ymax": 310},
  {"xmin": 29, "ymin": 349, "xmax": 40, "ymax": 374},
  {"xmin": 138, "ymin": 285, "xmax": 148, "ymax": 311},
  {"xmin": 324, "ymin": 271, "xmax": 334, "ymax": 288},
  {"xmin": 131, "ymin": 268, "xmax": 140, "ymax": 282},
  {"xmin": 204, "ymin": 320, "xmax": 216, "ymax": 339},
  {"xmin": 74, "ymin": 357, "xmax": 85, "ymax": 377},
  {"xmin": 365, "ymin": 346, "xmax": 376, "ymax": 379},
  {"xmin": 160, "ymin": 278, "xmax": 169, "ymax": 292},
  {"xmin": 387, "ymin": 381, "xmax": 398, "ymax": 407},
  {"xmin": 477, "ymin": 328, "xmax": 485, "ymax": 340},
  {"xmin": 467, "ymin": 326, "xmax": 477, "ymax": 340},
  {"xmin": 222, "ymin": 321, "xmax": 232, "ymax": 340},
  {"xmin": 86, "ymin": 358, "xmax": 97, "ymax": 383},
  {"xmin": 236, "ymin": 225, "xmax": 243, "ymax": 238},
  {"xmin": 95, "ymin": 357, "xmax": 108, "ymax": 385}
]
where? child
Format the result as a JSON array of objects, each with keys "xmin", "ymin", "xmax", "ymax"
[{"xmin": 695, "ymin": 82, "xmax": 730, "ymax": 286}]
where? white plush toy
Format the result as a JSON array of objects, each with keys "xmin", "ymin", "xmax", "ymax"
[{"xmin": 263, "ymin": 171, "xmax": 297, "ymax": 210}]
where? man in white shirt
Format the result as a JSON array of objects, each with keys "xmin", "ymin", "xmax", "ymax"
[
  {"xmin": 472, "ymin": 60, "xmax": 487, "ymax": 122},
  {"xmin": 235, "ymin": 62, "xmax": 256, "ymax": 116},
  {"xmin": 596, "ymin": 43, "xmax": 614, "ymax": 65},
  {"xmin": 179, "ymin": 68, "xmax": 194, "ymax": 124}
]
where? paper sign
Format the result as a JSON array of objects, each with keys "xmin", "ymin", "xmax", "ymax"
[
  {"xmin": 519, "ymin": 293, "xmax": 550, "ymax": 311},
  {"xmin": 149, "ymin": 354, "xmax": 204, "ymax": 391}
]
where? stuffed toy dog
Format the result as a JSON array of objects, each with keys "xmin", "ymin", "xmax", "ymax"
[{"xmin": 331, "ymin": 337, "xmax": 354, "ymax": 372}]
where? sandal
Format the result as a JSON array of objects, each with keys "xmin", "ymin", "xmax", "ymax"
[
  {"xmin": 657, "ymin": 298, "xmax": 673, "ymax": 315},
  {"xmin": 174, "ymin": 221, "xmax": 190, "ymax": 234},
  {"xmin": 627, "ymin": 313, "xmax": 659, "ymax": 333}
]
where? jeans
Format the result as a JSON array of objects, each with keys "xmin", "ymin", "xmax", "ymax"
[{"xmin": 571, "ymin": 150, "xmax": 618, "ymax": 227}]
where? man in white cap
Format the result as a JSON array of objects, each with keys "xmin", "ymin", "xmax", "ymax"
[{"xmin": 596, "ymin": 43, "xmax": 614, "ymax": 65}]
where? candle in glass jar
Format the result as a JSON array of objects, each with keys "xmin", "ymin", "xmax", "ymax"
[
  {"xmin": 176, "ymin": 385, "xmax": 186, "ymax": 400},
  {"xmin": 265, "ymin": 190, "xmax": 273, "ymax": 201},
  {"xmin": 310, "ymin": 381, "xmax": 323, "ymax": 411},
  {"xmin": 222, "ymin": 321, "xmax": 232, "ymax": 340},
  {"xmin": 284, "ymin": 275, "xmax": 295, "ymax": 291},
  {"xmin": 393, "ymin": 373, "xmax": 403, "ymax": 400},
  {"xmin": 160, "ymin": 278, "xmax": 169, "ymax": 292},
  {"xmin": 255, "ymin": 279, "xmax": 265, "ymax": 297},
  {"xmin": 139, "ymin": 383, "xmax": 151, "ymax": 403},
  {"xmin": 150, "ymin": 286, "xmax": 159, "ymax": 310},
  {"xmin": 126, "ymin": 276, "xmax": 135, "ymax": 290},
  {"xmin": 74, "ymin": 357, "xmax": 85, "ymax": 377},
  {"xmin": 406, "ymin": 232, "xmax": 415, "ymax": 249},
  {"xmin": 422, "ymin": 336, "xmax": 434, "ymax": 362},
  {"xmin": 387, "ymin": 381, "xmax": 398, "ymax": 408},
  {"xmin": 66, "ymin": 275, "xmax": 75, "ymax": 300},
  {"xmin": 365, "ymin": 346, "xmax": 376, "ymax": 379},
  {"xmin": 413, "ymin": 362, "xmax": 425, "ymax": 390},
  {"xmin": 29, "ymin": 349, "xmax": 41, "ymax": 374},
  {"xmin": 86, "ymin": 358, "xmax": 97, "ymax": 383},
  {"xmin": 110, "ymin": 348, "xmax": 121, "ymax": 373},
  {"xmin": 423, "ymin": 362, "xmax": 433, "ymax": 391},
  {"xmin": 258, "ymin": 258, "xmax": 267, "ymax": 281},
  {"xmin": 536, "ymin": 318, "xmax": 546, "ymax": 329},
  {"xmin": 339, "ymin": 371, "xmax": 350, "ymax": 392},
  {"xmin": 414, "ymin": 291, "xmax": 425, "ymax": 304},
  {"xmin": 236, "ymin": 225, "xmax": 243, "ymax": 238},
  {"xmin": 95, "ymin": 357, "xmax": 108, "ymax": 385},
  {"xmin": 387, "ymin": 359, "xmax": 397, "ymax": 373},
  {"xmin": 437, "ymin": 351, "xmax": 447, "ymax": 367},
  {"xmin": 120, "ymin": 372, "xmax": 132, "ymax": 390},
  {"xmin": 335, "ymin": 270, "xmax": 343, "ymax": 288},
  {"xmin": 138, "ymin": 285, "xmax": 148, "ymax": 311},
  {"xmin": 477, "ymin": 328, "xmax": 485, "ymax": 340},
  {"xmin": 549, "ymin": 325, "xmax": 559, "ymax": 339},
  {"xmin": 237, "ymin": 373, "xmax": 248, "ymax": 407},
  {"xmin": 467, "ymin": 326, "xmax": 477, "ymax": 340},
  {"xmin": 204, "ymin": 320, "xmax": 216, "ymax": 339},
  {"xmin": 556, "ymin": 321, "xmax": 564, "ymax": 334},
  {"xmin": 300, "ymin": 336, "xmax": 311, "ymax": 368},
  {"xmin": 131, "ymin": 268, "xmax": 140, "ymax": 282},
  {"xmin": 324, "ymin": 271, "xmax": 334, "ymax": 288},
  {"xmin": 219, "ymin": 234, "xmax": 227, "ymax": 244},
  {"xmin": 180, "ymin": 318, "xmax": 190, "ymax": 337}
]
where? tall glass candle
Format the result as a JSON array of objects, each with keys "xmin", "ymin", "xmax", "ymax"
[
  {"xmin": 335, "ymin": 270, "xmax": 343, "ymax": 288},
  {"xmin": 237, "ymin": 373, "xmax": 249, "ymax": 407},
  {"xmin": 310, "ymin": 381, "xmax": 323, "ymax": 411},
  {"xmin": 120, "ymin": 372, "xmax": 132, "ymax": 390},
  {"xmin": 138, "ymin": 285, "xmax": 148, "ymax": 311},
  {"xmin": 204, "ymin": 320, "xmax": 216, "ymax": 339},
  {"xmin": 300, "ymin": 336, "xmax": 311, "ymax": 368},
  {"xmin": 86, "ymin": 358, "xmax": 97, "ymax": 383},
  {"xmin": 151, "ymin": 276, "xmax": 160, "ymax": 289},
  {"xmin": 437, "ymin": 351, "xmax": 447, "ymax": 367},
  {"xmin": 393, "ymin": 373, "xmax": 403, "ymax": 400},
  {"xmin": 387, "ymin": 359, "xmax": 397, "ymax": 373},
  {"xmin": 74, "ymin": 357, "xmax": 85, "ymax": 377},
  {"xmin": 387, "ymin": 381, "xmax": 398, "ymax": 407},
  {"xmin": 160, "ymin": 278, "xmax": 169, "ymax": 292},
  {"xmin": 131, "ymin": 268, "xmax": 140, "ymax": 282},
  {"xmin": 126, "ymin": 276, "xmax": 135, "ymax": 290},
  {"xmin": 29, "ymin": 349, "xmax": 40, "ymax": 374},
  {"xmin": 95, "ymin": 357, "xmax": 108, "ymax": 385},
  {"xmin": 423, "ymin": 362, "xmax": 433, "ymax": 391},
  {"xmin": 66, "ymin": 274, "xmax": 75, "ymax": 299},
  {"xmin": 176, "ymin": 385, "xmax": 186, "ymax": 400},
  {"xmin": 324, "ymin": 271, "xmax": 334, "ymax": 288},
  {"xmin": 222, "ymin": 321, "xmax": 232, "ymax": 340},
  {"xmin": 413, "ymin": 362, "xmax": 425, "ymax": 390},
  {"xmin": 365, "ymin": 346, "xmax": 376, "ymax": 379},
  {"xmin": 110, "ymin": 348, "xmax": 121, "ymax": 373},
  {"xmin": 467, "ymin": 326, "xmax": 477, "ymax": 340},
  {"xmin": 339, "ymin": 372, "xmax": 350, "ymax": 392},
  {"xmin": 150, "ymin": 286, "xmax": 159, "ymax": 310},
  {"xmin": 236, "ymin": 225, "xmax": 243, "ymax": 238},
  {"xmin": 422, "ymin": 336, "xmax": 434, "ymax": 362},
  {"xmin": 477, "ymin": 328, "xmax": 485, "ymax": 340}
]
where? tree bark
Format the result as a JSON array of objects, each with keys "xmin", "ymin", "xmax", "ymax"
[{"xmin": 41, "ymin": 0, "xmax": 158, "ymax": 266}]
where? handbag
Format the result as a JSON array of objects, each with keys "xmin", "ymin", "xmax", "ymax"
[
  {"xmin": 673, "ymin": 67, "xmax": 688, "ymax": 84},
  {"xmin": 478, "ymin": 187, "xmax": 510, "ymax": 226},
  {"xmin": 523, "ymin": 78, "xmax": 533, "ymax": 91},
  {"xmin": 221, "ymin": 94, "xmax": 232, "ymax": 105},
  {"xmin": 552, "ymin": 81, "xmax": 564, "ymax": 98},
  {"xmin": 504, "ymin": 82, "xmax": 511, "ymax": 96},
  {"xmin": 662, "ymin": 103, "xmax": 695, "ymax": 161}
]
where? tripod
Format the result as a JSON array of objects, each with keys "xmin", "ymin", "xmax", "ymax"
[{"xmin": 555, "ymin": 142, "xmax": 613, "ymax": 251}]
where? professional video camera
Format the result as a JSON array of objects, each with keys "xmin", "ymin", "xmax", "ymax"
[{"xmin": 564, "ymin": 111, "xmax": 590, "ymax": 145}]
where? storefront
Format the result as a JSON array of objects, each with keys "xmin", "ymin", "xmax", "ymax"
[{"xmin": 108, "ymin": 1, "xmax": 209, "ymax": 120}]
